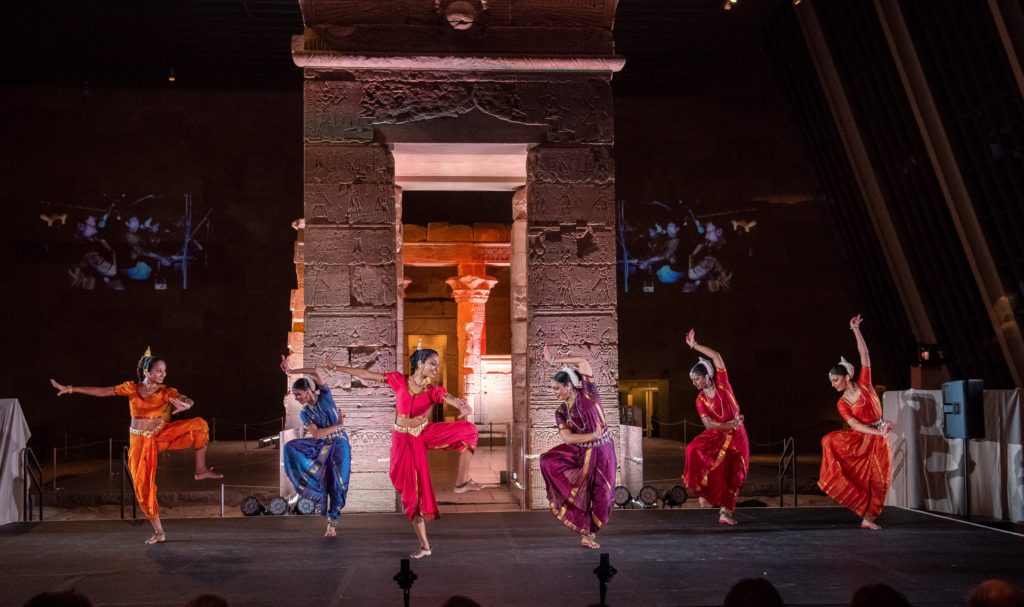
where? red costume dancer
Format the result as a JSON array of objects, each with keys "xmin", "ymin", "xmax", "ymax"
[
  {"xmin": 326, "ymin": 348, "xmax": 479, "ymax": 559},
  {"xmin": 819, "ymin": 314, "xmax": 892, "ymax": 529},
  {"xmin": 681, "ymin": 330, "xmax": 749, "ymax": 525},
  {"xmin": 539, "ymin": 352, "xmax": 617, "ymax": 549},
  {"xmin": 50, "ymin": 348, "xmax": 221, "ymax": 544}
]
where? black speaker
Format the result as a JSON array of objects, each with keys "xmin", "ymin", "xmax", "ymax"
[{"xmin": 942, "ymin": 379, "xmax": 985, "ymax": 439}]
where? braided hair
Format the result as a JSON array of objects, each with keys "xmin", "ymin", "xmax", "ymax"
[{"xmin": 136, "ymin": 353, "xmax": 165, "ymax": 383}]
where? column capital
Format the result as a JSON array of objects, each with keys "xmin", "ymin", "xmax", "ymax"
[{"xmin": 446, "ymin": 274, "xmax": 499, "ymax": 303}]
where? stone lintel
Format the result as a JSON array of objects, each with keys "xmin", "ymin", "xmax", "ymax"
[
  {"xmin": 404, "ymin": 242, "xmax": 510, "ymax": 266},
  {"xmin": 292, "ymin": 43, "xmax": 625, "ymax": 74}
]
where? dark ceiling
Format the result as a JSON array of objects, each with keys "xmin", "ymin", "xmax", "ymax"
[{"xmin": 2, "ymin": 0, "xmax": 788, "ymax": 94}]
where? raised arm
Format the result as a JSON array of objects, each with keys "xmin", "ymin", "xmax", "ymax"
[
  {"xmin": 280, "ymin": 355, "xmax": 326, "ymax": 387},
  {"xmin": 685, "ymin": 329, "xmax": 725, "ymax": 369},
  {"xmin": 550, "ymin": 354, "xmax": 593, "ymax": 378},
  {"xmin": 50, "ymin": 379, "xmax": 116, "ymax": 398},
  {"xmin": 321, "ymin": 354, "xmax": 386, "ymax": 384},
  {"xmin": 849, "ymin": 315, "xmax": 871, "ymax": 368}
]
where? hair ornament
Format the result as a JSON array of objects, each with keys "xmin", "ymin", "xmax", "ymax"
[
  {"xmin": 838, "ymin": 356, "xmax": 855, "ymax": 377},
  {"xmin": 559, "ymin": 365, "xmax": 582, "ymax": 389}
]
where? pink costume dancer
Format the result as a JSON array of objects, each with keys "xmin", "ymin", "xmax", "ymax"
[
  {"xmin": 539, "ymin": 352, "xmax": 617, "ymax": 549},
  {"xmin": 326, "ymin": 348, "xmax": 479, "ymax": 558}
]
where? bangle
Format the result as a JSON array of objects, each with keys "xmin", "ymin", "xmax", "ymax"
[
  {"xmin": 68, "ymin": 386, "xmax": 74, "ymax": 394},
  {"xmin": 689, "ymin": 342, "xmax": 696, "ymax": 350}
]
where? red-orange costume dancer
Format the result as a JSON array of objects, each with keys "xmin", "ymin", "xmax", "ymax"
[
  {"xmin": 50, "ymin": 348, "xmax": 221, "ymax": 543},
  {"xmin": 819, "ymin": 314, "xmax": 893, "ymax": 529},
  {"xmin": 681, "ymin": 329, "xmax": 749, "ymax": 525},
  {"xmin": 326, "ymin": 348, "xmax": 480, "ymax": 559}
]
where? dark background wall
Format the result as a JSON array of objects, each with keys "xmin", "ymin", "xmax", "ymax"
[{"xmin": 0, "ymin": 43, "xmax": 865, "ymax": 452}]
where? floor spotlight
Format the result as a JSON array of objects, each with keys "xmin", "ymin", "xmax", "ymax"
[
  {"xmin": 267, "ymin": 496, "xmax": 289, "ymax": 515},
  {"xmin": 239, "ymin": 496, "xmax": 265, "ymax": 516},
  {"xmin": 613, "ymin": 486, "xmax": 632, "ymax": 508},
  {"xmin": 662, "ymin": 485, "xmax": 688, "ymax": 507},
  {"xmin": 258, "ymin": 435, "xmax": 280, "ymax": 449},
  {"xmin": 638, "ymin": 485, "xmax": 659, "ymax": 508},
  {"xmin": 723, "ymin": 0, "xmax": 738, "ymax": 11},
  {"xmin": 294, "ymin": 496, "xmax": 316, "ymax": 515}
]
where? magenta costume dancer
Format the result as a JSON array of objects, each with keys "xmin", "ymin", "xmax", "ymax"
[
  {"xmin": 326, "ymin": 348, "xmax": 479, "ymax": 559},
  {"xmin": 539, "ymin": 353, "xmax": 616, "ymax": 549}
]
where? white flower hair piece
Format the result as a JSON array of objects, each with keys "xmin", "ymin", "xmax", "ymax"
[
  {"xmin": 837, "ymin": 356, "xmax": 855, "ymax": 377},
  {"xmin": 558, "ymin": 365, "xmax": 582, "ymax": 389},
  {"xmin": 697, "ymin": 356, "xmax": 715, "ymax": 379}
]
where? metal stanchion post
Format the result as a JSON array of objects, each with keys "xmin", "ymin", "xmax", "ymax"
[
  {"xmin": 108, "ymin": 439, "xmax": 113, "ymax": 476},
  {"xmin": 489, "ymin": 422, "xmax": 494, "ymax": 451},
  {"xmin": 52, "ymin": 448, "xmax": 58, "ymax": 490},
  {"xmin": 220, "ymin": 484, "xmax": 225, "ymax": 518},
  {"xmin": 244, "ymin": 424, "xmax": 248, "ymax": 452}
]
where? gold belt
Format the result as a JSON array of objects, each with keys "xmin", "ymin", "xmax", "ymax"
[
  {"xmin": 129, "ymin": 421, "xmax": 165, "ymax": 438},
  {"xmin": 393, "ymin": 419, "xmax": 429, "ymax": 437}
]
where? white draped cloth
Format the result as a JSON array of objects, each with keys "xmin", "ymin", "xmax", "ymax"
[
  {"xmin": 884, "ymin": 389, "xmax": 1023, "ymax": 522},
  {"xmin": 0, "ymin": 399, "xmax": 32, "ymax": 525}
]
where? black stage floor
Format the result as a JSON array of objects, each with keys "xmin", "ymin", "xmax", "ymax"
[{"xmin": 2, "ymin": 507, "xmax": 1021, "ymax": 607}]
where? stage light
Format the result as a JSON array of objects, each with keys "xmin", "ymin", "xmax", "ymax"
[
  {"xmin": 295, "ymin": 496, "xmax": 316, "ymax": 515},
  {"xmin": 662, "ymin": 485, "xmax": 688, "ymax": 507},
  {"xmin": 637, "ymin": 485, "xmax": 659, "ymax": 508},
  {"xmin": 239, "ymin": 496, "xmax": 265, "ymax": 516},
  {"xmin": 267, "ymin": 496, "xmax": 288, "ymax": 515},
  {"xmin": 793, "ymin": 0, "xmax": 801, "ymax": 5},
  {"xmin": 613, "ymin": 486, "xmax": 632, "ymax": 508},
  {"xmin": 168, "ymin": 68, "xmax": 176, "ymax": 83},
  {"xmin": 723, "ymin": 0, "xmax": 738, "ymax": 11}
]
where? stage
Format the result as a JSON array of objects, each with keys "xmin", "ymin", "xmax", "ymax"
[{"xmin": 1, "ymin": 507, "xmax": 1021, "ymax": 606}]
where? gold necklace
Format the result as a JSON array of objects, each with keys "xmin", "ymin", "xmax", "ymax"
[{"xmin": 703, "ymin": 388, "xmax": 724, "ymax": 417}]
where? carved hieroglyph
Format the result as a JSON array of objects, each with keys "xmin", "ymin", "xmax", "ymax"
[{"xmin": 291, "ymin": 0, "xmax": 621, "ymax": 513}]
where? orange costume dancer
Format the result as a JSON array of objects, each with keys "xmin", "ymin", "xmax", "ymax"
[
  {"xmin": 50, "ymin": 348, "xmax": 221, "ymax": 543},
  {"xmin": 819, "ymin": 315, "xmax": 893, "ymax": 529},
  {"xmin": 681, "ymin": 330, "xmax": 749, "ymax": 525},
  {"xmin": 326, "ymin": 348, "xmax": 480, "ymax": 559}
]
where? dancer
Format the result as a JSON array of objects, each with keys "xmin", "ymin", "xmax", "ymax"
[
  {"xmin": 325, "ymin": 348, "xmax": 479, "ymax": 558},
  {"xmin": 819, "ymin": 314, "xmax": 892, "ymax": 529},
  {"xmin": 50, "ymin": 348, "xmax": 221, "ymax": 544},
  {"xmin": 280, "ymin": 356, "xmax": 351, "ymax": 537},
  {"xmin": 539, "ymin": 348, "xmax": 616, "ymax": 549},
  {"xmin": 682, "ymin": 329, "xmax": 749, "ymax": 525}
]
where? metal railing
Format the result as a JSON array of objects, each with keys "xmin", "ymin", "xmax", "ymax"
[
  {"xmin": 120, "ymin": 446, "xmax": 137, "ymax": 520},
  {"xmin": 22, "ymin": 447, "xmax": 44, "ymax": 522},
  {"xmin": 778, "ymin": 436, "xmax": 796, "ymax": 507}
]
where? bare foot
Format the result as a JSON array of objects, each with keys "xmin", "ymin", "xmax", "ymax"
[
  {"xmin": 719, "ymin": 510, "xmax": 737, "ymax": 525},
  {"xmin": 324, "ymin": 522, "xmax": 337, "ymax": 537},
  {"xmin": 454, "ymin": 479, "xmax": 483, "ymax": 494},
  {"xmin": 194, "ymin": 468, "xmax": 223, "ymax": 480},
  {"xmin": 860, "ymin": 519, "xmax": 882, "ymax": 530},
  {"xmin": 581, "ymin": 534, "xmax": 600, "ymax": 549},
  {"xmin": 145, "ymin": 532, "xmax": 166, "ymax": 544},
  {"xmin": 410, "ymin": 546, "xmax": 432, "ymax": 559},
  {"xmin": 698, "ymin": 497, "xmax": 711, "ymax": 508}
]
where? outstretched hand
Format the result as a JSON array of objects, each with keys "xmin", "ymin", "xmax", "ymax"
[
  {"xmin": 280, "ymin": 355, "xmax": 291, "ymax": 375},
  {"xmin": 170, "ymin": 398, "xmax": 190, "ymax": 414},
  {"xmin": 849, "ymin": 314, "xmax": 863, "ymax": 330},
  {"xmin": 685, "ymin": 329, "xmax": 697, "ymax": 349},
  {"xmin": 50, "ymin": 379, "xmax": 70, "ymax": 396}
]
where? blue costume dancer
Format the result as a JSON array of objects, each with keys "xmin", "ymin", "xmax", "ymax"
[{"xmin": 281, "ymin": 357, "xmax": 351, "ymax": 536}]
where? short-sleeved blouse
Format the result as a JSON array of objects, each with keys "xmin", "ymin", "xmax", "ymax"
[
  {"xmin": 836, "ymin": 366, "xmax": 881, "ymax": 424},
  {"xmin": 695, "ymin": 367, "xmax": 741, "ymax": 423},
  {"xmin": 300, "ymin": 385, "xmax": 340, "ymax": 429},
  {"xmin": 384, "ymin": 371, "xmax": 447, "ymax": 417},
  {"xmin": 554, "ymin": 375, "xmax": 606, "ymax": 434},
  {"xmin": 113, "ymin": 381, "xmax": 181, "ymax": 418}
]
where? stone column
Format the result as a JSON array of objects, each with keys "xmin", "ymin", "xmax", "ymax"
[
  {"xmin": 525, "ymin": 143, "xmax": 619, "ymax": 509},
  {"xmin": 446, "ymin": 271, "xmax": 498, "ymax": 424},
  {"xmin": 510, "ymin": 186, "xmax": 529, "ymax": 506}
]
